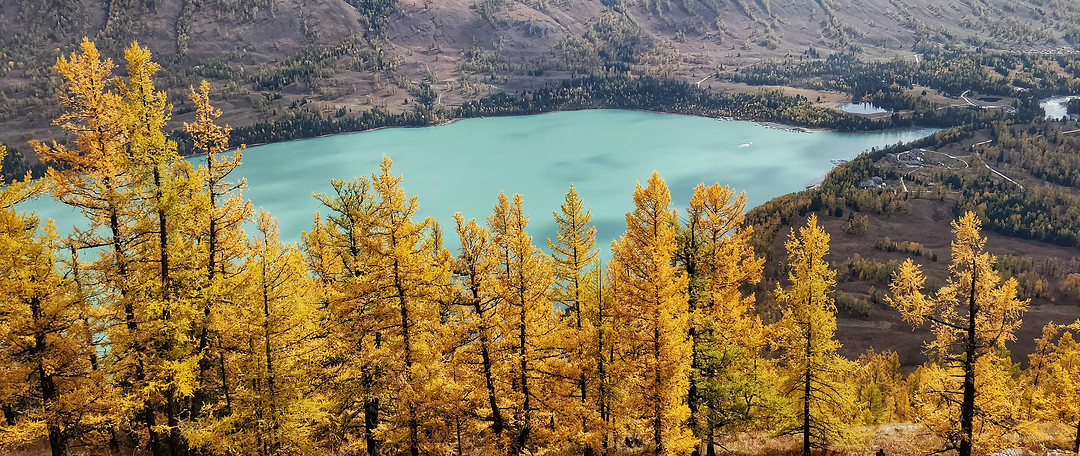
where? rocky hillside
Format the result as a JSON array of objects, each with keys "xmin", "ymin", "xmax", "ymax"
[{"xmin": 1, "ymin": 0, "xmax": 1079, "ymax": 149}]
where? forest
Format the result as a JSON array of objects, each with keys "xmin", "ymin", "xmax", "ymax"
[
  {"xmin": 217, "ymin": 67, "xmax": 1034, "ymax": 155},
  {"xmin": 731, "ymin": 46, "xmax": 1080, "ymax": 108},
  {"xmin": 3, "ymin": 39, "xmax": 1080, "ymax": 456}
]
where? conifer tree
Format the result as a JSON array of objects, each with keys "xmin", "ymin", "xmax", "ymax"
[
  {"xmin": 450, "ymin": 213, "xmax": 510, "ymax": 450},
  {"xmin": 187, "ymin": 212, "xmax": 321, "ymax": 456},
  {"xmin": 681, "ymin": 183, "xmax": 772, "ymax": 456},
  {"xmin": 30, "ymin": 38, "xmax": 166, "ymax": 453},
  {"xmin": 369, "ymin": 156, "xmax": 454, "ymax": 456},
  {"xmin": 0, "ymin": 145, "xmax": 104, "ymax": 456},
  {"xmin": 853, "ymin": 349, "xmax": 907, "ymax": 425},
  {"xmin": 488, "ymin": 192, "xmax": 562, "ymax": 454},
  {"xmin": 547, "ymin": 184, "xmax": 602, "ymax": 455},
  {"xmin": 607, "ymin": 172, "xmax": 694, "ymax": 456},
  {"xmin": 775, "ymin": 214, "xmax": 857, "ymax": 456},
  {"xmin": 888, "ymin": 212, "xmax": 1028, "ymax": 456},
  {"xmin": 1029, "ymin": 322, "xmax": 1080, "ymax": 453},
  {"xmin": 117, "ymin": 42, "xmax": 204, "ymax": 455},
  {"xmin": 183, "ymin": 80, "xmax": 252, "ymax": 425},
  {"xmin": 310, "ymin": 158, "xmax": 454, "ymax": 455},
  {"xmin": 307, "ymin": 177, "xmax": 385, "ymax": 455}
]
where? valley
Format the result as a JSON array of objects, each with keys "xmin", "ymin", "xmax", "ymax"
[{"xmin": 5, "ymin": 2, "xmax": 1080, "ymax": 455}]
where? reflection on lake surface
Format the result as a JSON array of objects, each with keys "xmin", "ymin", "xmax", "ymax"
[
  {"xmin": 1040, "ymin": 96, "xmax": 1079, "ymax": 120},
  {"xmin": 18, "ymin": 110, "xmax": 936, "ymax": 257},
  {"xmin": 837, "ymin": 102, "xmax": 890, "ymax": 115}
]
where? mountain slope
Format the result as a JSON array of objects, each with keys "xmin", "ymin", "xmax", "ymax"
[{"xmin": 2, "ymin": 0, "xmax": 1079, "ymax": 151}]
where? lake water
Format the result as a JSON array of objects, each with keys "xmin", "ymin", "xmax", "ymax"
[
  {"xmin": 18, "ymin": 110, "xmax": 935, "ymax": 255},
  {"xmin": 1040, "ymin": 96, "xmax": 1078, "ymax": 120},
  {"xmin": 837, "ymin": 102, "xmax": 890, "ymax": 115}
]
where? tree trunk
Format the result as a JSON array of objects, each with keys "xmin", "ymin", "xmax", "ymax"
[
  {"xmin": 365, "ymin": 396, "xmax": 379, "ymax": 456},
  {"xmin": 219, "ymin": 353, "xmax": 232, "ymax": 416},
  {"xmin": 456, "ymin": 417, "xmax": 464, "ymax": 456},
  {"xmin": 154, "ymin": 166, "xmax": 169, "ymax": 310},
  {"xmin": 262, "ymin": 268, "xmax": 278, "ymax": 455},
  {"xmin": 393, "ymin": 253, "xmax": 420, "ymax": 456},
  {"xmin": 472, "ymin": 301, "xmax": 505, "ymax": 435},
  {"xmin": 802, "ymin": 258, "xmax": 815, "ymax": 456},
  {"xmin": 192, "ymin": 150, "xmax": 220, "ymax": 424},
  {"xmin": 654, "ymin": 304, "xmax": 663, "ymax": 456},
  {"xmin": 518, "ymin": 294, "xmax": 532, "ymax": 454},
  {"xmin": 706, "ymin": 425, "xmax": 716, "ymax": 456},
  {"xmin": 959, "ymin": 262, "xmax": 978, "ymax": 456},
  {"xmin": 576, "ymin": 271, "xmax": 593, "ymax": 456},
  {"xmin": 108, "ymin": 427, "xmax": 122, "ymax": 456},
  {"xmin": 1072, "ymin": 415, "xmax": 1080, "ymax": 455},
  {"xmin": 803, "ymin": 289, "xmax": 812, "ymax": 455},
  {"xmin": 166, "ymin": 388, "xmax": 182, "ymax": 456},
  {"xmin": 2, "ymin": 405, "xmax": 14, "ymax": 426},
  {"xmin": 145, "ymin": 406, "xmax": 162, "ymax": 456},
  {"xmin": 597, "ymin": 280, "xmax": 610, "ymax": 456},
  {"xmin": 803, "ymin": 330, "xmax": 812, "ymax": 456},
  {"xmin": 686, "ymin": 221, "xmax": 701, "ymax": 456},
  {"xmin": 32, "ymin": 296, "xmax": 67, "ymax": 456}
]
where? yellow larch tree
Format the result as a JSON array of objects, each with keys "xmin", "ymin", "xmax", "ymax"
[
  {"xmin": 888, "ymin": 212, "xmax": 1028, "ymax": 456},
  {"xmin": 0, "ymin": 145, "xmax": 106, "ymax": 456},
  {"xmin": 449, "ymin": 212, "xmax": 511, "ymax": 451},
  {"xmin": 1029, "ymin": 322, "xmax": 1080, "ymax": 453},
  {"xmin": 186, "ymin": 212, "xmax": 321, "ymax": 456},
  {"xmin": 306, "ymin": 176, "xmax": 391, "ymax": 456},
  {"xmin": 607, "ymin": 172, "xmax": 694, "ymax": 456},
  {"xmin": 853, "ymin": 349, "xmax": 908, "ymax": 425},
  {"xmin": 586, "ymin": 264, "xmax": 616, "ymax": 454},
  {"xmin": 32, "ymin": 39, "xmax": 212, "ymax": 455},
  {"xmin": 307, "ymin": 157, "xmax": 454, "ymax": 455},
  {"xmin": 117, "ymin": 42, "xmax": 204, "ymax": 455},
  {"xmin": 775, "ymin": 214, "xmax": 858, "ymax": 456},
  {"xmin": 487, "ymin": 191, "xmax": 563, "ymax": 454},
  {"xmin": 367, "ymin": 156, "xmax": 455, "ymax": 456},
  {"xmin": 547, "ymin": 184, "xmax": 602, "ymax": 455},
  {"xmin": 183, "ymin": 80, "xmax": 252, "ymax": 426},
  {"xmin": 680, "ymin": 183, "xmax": 773, "ymax": 456},
  {"xmin": 1024, "ymin": 322, "xmax": 1062, "ymax": 418},
  {"xmin": 29, "ymin": 38, "xmax": 166, "ymax": 453}
]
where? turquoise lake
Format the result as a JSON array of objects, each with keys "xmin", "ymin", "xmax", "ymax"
[{"xmin": 18, "ymin": 109, "xmax": 935, "ymax": 254}]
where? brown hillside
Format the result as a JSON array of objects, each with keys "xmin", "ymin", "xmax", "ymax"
[{"xmin": 1, "ymin": 0, "xmax": 1079, "ymax": 148}]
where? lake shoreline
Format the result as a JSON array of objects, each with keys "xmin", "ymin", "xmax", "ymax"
[
  {"xmin": 214, "ymin": 75, "xmax": 928, "ymax": 155},
  {"xmin": 26, "ymin": 110, "xmax": 937, "ymax": 256},
  {"xmin": 199, "ymin": 107, "xmax": 862, "ymax": 158}
]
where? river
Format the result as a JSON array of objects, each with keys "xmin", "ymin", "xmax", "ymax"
[{"xmin": 17, "ymin": 109, "xmax": 935, "ymax": 255}]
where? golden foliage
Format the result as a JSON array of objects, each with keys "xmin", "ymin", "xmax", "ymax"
[
  {"xmin": 774, "ymin": 214, "xmax": 860, "ymax": 455},
  {"xmin": 608, "ymin": 172, "xmax": 694, "ymax": 456},
  {"xmin": 888, "ymin": 212, "xmax": 1029, "ymax": 456}
]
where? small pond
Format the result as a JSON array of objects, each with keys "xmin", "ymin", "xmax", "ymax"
[{"xmin": 836, "ymin": 102, "xmax": 891, "ymax": 115}]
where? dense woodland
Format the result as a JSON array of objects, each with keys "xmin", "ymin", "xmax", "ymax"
[
  {"xmin": 731, "ymin": 46, "xmax": 1080, "ymax": 108},
  {"xmin": 3, "ymin": 40, "xmax": 1080, "ymax": 456}
]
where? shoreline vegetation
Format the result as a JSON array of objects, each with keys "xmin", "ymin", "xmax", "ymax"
[
  {"xmin": 177, "ymin": 74, "xmax": 1020, "ymax": 156},
  {"xmin": 195, "ymin": 42, "xmax": 1078, "ymax": 155}
]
